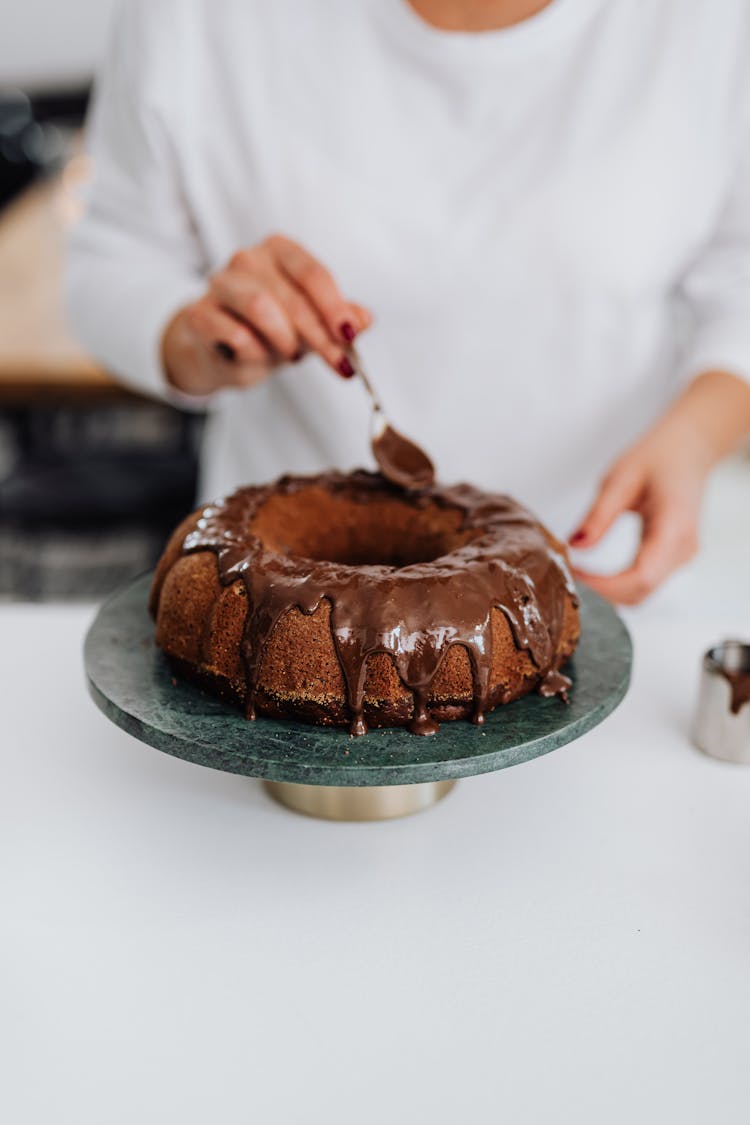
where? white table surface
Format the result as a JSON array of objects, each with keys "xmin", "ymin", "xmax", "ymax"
[{"xmin": 3, "ymin": 588, "xmax": 750, "ymax": 1125}]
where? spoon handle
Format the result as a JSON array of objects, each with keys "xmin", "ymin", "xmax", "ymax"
[{"xmin": 346, "ymin": 344, "xmax": 384, "ymax": 415}]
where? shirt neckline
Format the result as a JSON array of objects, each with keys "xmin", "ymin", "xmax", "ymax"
[{"xmin": 374, "ymin": 0, "xmax": 602, "ymax": 64}]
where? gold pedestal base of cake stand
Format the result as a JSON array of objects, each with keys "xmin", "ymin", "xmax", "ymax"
[{"xmin": 263, "ymin": 779, "xmax": 456, "ymax": 821}]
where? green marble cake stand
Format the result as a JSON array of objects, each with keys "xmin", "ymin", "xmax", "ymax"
[{"xmin": 84, "ymin": 574, "xmax": 631, "ymax": 821}]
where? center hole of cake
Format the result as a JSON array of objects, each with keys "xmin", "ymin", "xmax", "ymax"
[{"xmin": 250, "ymin": 486, "xmax": 470, "ymax": 568}]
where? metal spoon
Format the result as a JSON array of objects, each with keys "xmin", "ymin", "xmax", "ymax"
[{"xmin": 347, "ymin": 344, "xmax": 435, "ymax": 491}]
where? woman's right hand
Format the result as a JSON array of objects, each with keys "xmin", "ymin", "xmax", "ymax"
[{"xmin": 161, "ymin": 234, "xmax": 372, "ymax": 396}]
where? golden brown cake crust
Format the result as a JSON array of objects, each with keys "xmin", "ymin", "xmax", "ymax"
[{"xmin": 150, "ymin": 471, "xmax": 580, "ymax": 735}]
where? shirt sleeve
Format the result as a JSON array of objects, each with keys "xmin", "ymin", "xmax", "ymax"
[
  {"xmin": 677, "ymin": 107, "xmax": 750, "ymax": 390},
  {"xmin": 65, "ymin": 0, "xmax": 209, "ymax": 407}
]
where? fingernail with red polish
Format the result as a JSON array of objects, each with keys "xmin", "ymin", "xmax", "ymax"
[
  {"xmin": 570, "ymin": 530, "xmax": 587, "ymax": 545},
  {"xmin": 340, "ymin": 321, "xmax": 357, "ymax": 343},
  {"xmin": 292, "ymin": 349, "xmax": 304, "ymax": 362},
  {"xmin": 337, "ymin": 356, "xmax": 356, "ymax": 378}
]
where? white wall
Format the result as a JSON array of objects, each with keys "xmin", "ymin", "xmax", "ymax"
[{"xmin": 0, "ymin": 0, "xmax": 120, "ymax": 89}]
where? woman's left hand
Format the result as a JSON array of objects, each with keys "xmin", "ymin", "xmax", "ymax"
[
  {"xmin": 568, "ymin": 370, "xmax": 750, "ymax": 605},
  {"xmin": 567, "ymin": 425, "xmax": 705, "ymax": 605}
]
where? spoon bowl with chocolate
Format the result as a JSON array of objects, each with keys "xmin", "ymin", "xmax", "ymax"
[{"xmin": 346, "ymin": 343, "xmax": 435, "ymax": 491}]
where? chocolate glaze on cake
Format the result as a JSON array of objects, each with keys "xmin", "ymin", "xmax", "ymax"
[{"xmin": 151, "ymin": 471, "xmax": 579, "ymax": 736}]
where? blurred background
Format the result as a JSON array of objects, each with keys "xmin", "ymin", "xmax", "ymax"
[
  {"xmin": 0, "ymin": 0, "xmax": 202, "ymax": 601},
  {"xmin": 0, "ymin": 1, "xmax": 748, "ymax": 606}
]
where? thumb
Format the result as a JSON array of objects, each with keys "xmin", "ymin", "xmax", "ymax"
[
  {"xmin": 351, "ymin": 304, "xmax": 374, "ymax": 333},
  {"xmin": 569, "ymin": 462, "xmax": 643, "ymax": 548}
]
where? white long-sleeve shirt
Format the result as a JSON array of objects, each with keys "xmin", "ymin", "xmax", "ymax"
[{"xmin": 67, "ymin": 0, "xmax": 750, "ymax": 543}]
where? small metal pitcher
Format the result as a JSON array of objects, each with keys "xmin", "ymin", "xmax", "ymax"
[{"xmin": 692, "ymin": 641, "xmax": 750, "ymax": 764}]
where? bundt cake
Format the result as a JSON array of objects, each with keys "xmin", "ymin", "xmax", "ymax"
[{"xmin": 150, "ymin": 471, "xmax": 580, "ymax": 735}]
